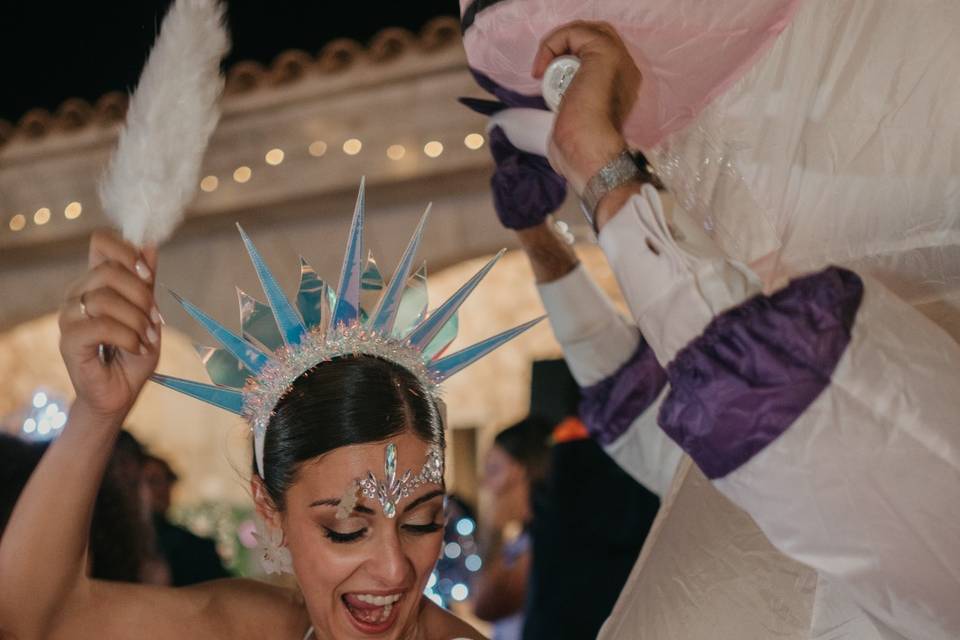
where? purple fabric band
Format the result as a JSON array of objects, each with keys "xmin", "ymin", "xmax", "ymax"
[
  {"xmin": 469, "ymin": 67, "xmax": 548, "ymax": 111},
  {"xmin": 488, "ymin": 126, "xmax": 567, "ymax": 229},
  {"xmin": 579, "ymin": 338, "xmax": 668, "ymax": 447},
  {"xmin": 659, "ymin": 267, "xmax": 864, "ymax": 480},
  {"xmin": 458, "ymin": 96, "xmax": 507, "ymax": 116},
  {"xmin": 462, "ymin": 68, "xmax": 567, "ymax": 229}
]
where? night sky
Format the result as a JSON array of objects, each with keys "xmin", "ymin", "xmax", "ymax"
[{"xmin": 1, "ymin": 1, "xmax": 458, "ymax": 123}]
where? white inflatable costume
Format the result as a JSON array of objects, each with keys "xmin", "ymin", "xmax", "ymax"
[{"xmin": 461, "ymin": 0, "xmax": 960, "ymax": 638}]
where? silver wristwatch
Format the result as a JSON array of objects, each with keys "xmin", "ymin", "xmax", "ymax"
[{"xmin": 580, "ymin": 150, "xmax": 642, "ymax": 231}]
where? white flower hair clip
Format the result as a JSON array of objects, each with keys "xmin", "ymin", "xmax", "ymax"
[{"xmin": 252, "ymin": 515, "xmax": 293, "ymax": 575}]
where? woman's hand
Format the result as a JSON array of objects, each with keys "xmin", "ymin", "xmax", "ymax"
[
  {"xmin": 532, "ymin": 21, "xmax": 642, "ymax": 196},
  {"xmin": 59, "ymin": 229, "xmax": 161, "ymax": 423}
]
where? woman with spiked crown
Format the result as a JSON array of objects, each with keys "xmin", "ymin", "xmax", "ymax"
[
  {"xmin": 0, "ymin": 195, "xmax": 521, "ymax": 640},
  {"xmin": 0, "ymin": 1, "xmax": 539, "ymax": 638}
]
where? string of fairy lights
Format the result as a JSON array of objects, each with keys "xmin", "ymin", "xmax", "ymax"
[{"xmin": 3, "ymin": 131, "xmax": 487, "ymax": 235}]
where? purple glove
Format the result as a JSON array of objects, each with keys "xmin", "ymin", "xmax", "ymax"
[
  {"xmin": 459, "ymin": 81, "xmax": 568, "ymax": 230},
  {"xmin": 487, "ymin": 125, "xmax": 568, "ymax": 230}
]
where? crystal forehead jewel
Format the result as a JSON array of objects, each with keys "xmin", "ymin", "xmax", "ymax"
[
  {"xmin": 357, "ymin": 443, "xmax": 445, "ymax": 519},
  {"xmin": 151, "ymin": 179, "xmax": 544, "ymax": 476}
]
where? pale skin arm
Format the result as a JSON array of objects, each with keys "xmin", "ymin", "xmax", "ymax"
[
  {"xmin": 0, "ymin": 231, "xmax": 303, "ymax": 640},
  {"xmin": 510, "ymin": 21, "xmax": 647, "ymax": 282},
  {"xmin": 515, "ymin": 220, "xmax": 580, "ymax": 285},
  {"xmin": 471, "ymin": 526, "xmax": 530, "ymax": 622},
  {"xmin": 531, "ymin": 21, "xmax": 648, "ymax": 234}
]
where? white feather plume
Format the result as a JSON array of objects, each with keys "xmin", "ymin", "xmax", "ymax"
[{"xmin": 99, "ymin": 0, "xmax": 229, "ymax": 246}]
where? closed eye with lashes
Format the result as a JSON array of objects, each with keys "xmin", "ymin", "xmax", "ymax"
[
  {"xmin": 323, "ymin": 526, "xmax": 367, "ymax": 543},
  {"xmin": 322, "ymin": 521, "xmax": 443, "ymax": 543},
  {"xmin": 401, "ymin": 522, "xmax": 444, "ymax": 535}
]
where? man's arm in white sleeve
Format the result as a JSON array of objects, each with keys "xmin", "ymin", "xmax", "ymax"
[
  {"xmin": 516, "ymin": 222, "xmax": 682, "ymax": 497},
  {"xmin": 592, "ymin": 183, "xmax": 960, "ymax": 639}
]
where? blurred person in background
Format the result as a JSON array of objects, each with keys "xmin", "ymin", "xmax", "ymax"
[
  {"xmin": 473, "ymin": 417, "xmax": 553, "ymax": 639},
  {"xmin": 521, "ymin": 361, "xmax": 661, "ymax": 640},
  {"xmin": 110, "ymin": 429, "xmax": 172, "ymax": 585},
  {"xmin": 1, "ymin": 432, "xmax": 142, "ymax": 582},
  {"xmin": 473, "ymin": 360, "xmax": 663, "ymax": 640},
  {"xmin": 142, "ymin": 453, "xmax": 229, "ymax": 586}
]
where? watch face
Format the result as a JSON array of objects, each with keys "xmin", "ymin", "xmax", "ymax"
[
  {"xmin": 584, "ymin": 152, "xmax": 641, "ymax": 216},
  {"xmin": 601, "ymin": 153, "xmax": 638, "ymax": 187}
]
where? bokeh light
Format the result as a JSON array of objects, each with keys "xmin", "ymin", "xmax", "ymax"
[
  {"xmin": 464, "ymin": 133, "xmax": 484, "ymax": 150},
  {"xmin": 64, "ymin": 201, "xmax": 83, "ymax": 219}
]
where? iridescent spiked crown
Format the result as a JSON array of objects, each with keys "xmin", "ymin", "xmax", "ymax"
[{"xmin": 152, "ymin": 179, "xmax": 542, "ymax": 477}]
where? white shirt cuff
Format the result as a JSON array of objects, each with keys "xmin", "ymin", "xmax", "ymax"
[{"xmin": 598, "ymin": 185, "xmax": 761, "ymax": 365}]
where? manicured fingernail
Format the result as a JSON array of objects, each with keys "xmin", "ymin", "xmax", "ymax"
[
  {"xmin": 140, "ymin": 344, "xmax": 149, "ymax": 356},
  {"xmin": 146, "ymin": 326, "xmax": 159, "ymax": 345},
  {"xmin": 150, "ymin": 307, "xmax": 161, "ymax": 324},
  {"xmin": 135, "ymin": 259, "xmax": 153, "ymax": 282}
]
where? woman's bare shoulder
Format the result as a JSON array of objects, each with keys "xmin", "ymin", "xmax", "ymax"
[
  {"xmin": 53, "ymin": 577, "xmax": 309, "ymax": 640},
  {"xmin": 191, "ymin": 577, "xmax": 309, "ymax": 638},
  {"xmin": 420, "ymin": 599, "xmax": 487, "ymax": 640}
]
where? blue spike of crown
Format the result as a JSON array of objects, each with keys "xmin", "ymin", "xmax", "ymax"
[
  {"xmin": 237, "ymin": 225, "xmax": 307, "ymax": 346},
  {"xmin": 151, "ymin": 180, "xmax": 542, "ymax": 478},
  {"xmin": 296, "ymin": 258, "xmax": 328, "ymax": 330},
  {"xmin": 330, "ymin": 177, "xmax": 366, "ymax": 330},
  {"xmin": 369, "ymin": 204, "xmax": 430, "ymax": 336},
  {"xmin": 406, "ymin": 249, "xmax": 505, "ymax": 351}
]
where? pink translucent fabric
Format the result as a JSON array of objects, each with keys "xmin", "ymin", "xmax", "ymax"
[{"xmin": 461, "ymin": 0, "xmax": 801, "ymax": 149}]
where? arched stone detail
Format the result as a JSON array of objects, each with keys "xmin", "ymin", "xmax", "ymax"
[
  {"xmin": 225, "ymin": 60, "xmax": 267, "ymax": 94},
  {"xmin": 54, "ymin": 98, "xmax": 94, "ymax": 132},
  {"xmin": 418, "ymin": 16, "xmax": 460, "ymax": 52},
  {"xmin": 316, "ymin": 38, "xmax": 365, "ymax": 73},
  {"xmin": 94, "ymin": 91, "xmax": 129, "ymax": 125},
  {"xmin": 269, "ymin": 49, "xmax": 314, "ymax": 86},
  {"xmin": 17, "ymin": 108, "xmax": 52, "ymax": 139},
  {"xmin": 367, "ymin": 28, "xmax": 415, "ymax": 63}
]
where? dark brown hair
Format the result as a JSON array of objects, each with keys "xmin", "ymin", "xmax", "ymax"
[{"xmin": 260, "ymin": 355, "xmax": 443, "ymax": 511}]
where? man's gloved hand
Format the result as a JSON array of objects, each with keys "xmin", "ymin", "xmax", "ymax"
[
  {"xmin": 460, "ymin": 98, "xmax": 567, "ymax": 230},
  {"xmin": 488, "ymin": 125, "xmax": 567, "ymax": 230}
]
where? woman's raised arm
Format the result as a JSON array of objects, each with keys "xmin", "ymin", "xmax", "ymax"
[
  {"xmin": 0, "ymin": 230, "xmax": 161, "ymax": 637},
  {"xmin": 0, "ymin": 231, "xmax": 308, "ymax": 640}
]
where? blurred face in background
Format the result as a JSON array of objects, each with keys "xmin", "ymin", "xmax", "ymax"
[
  {"xmin": 142, "ymin": 457, "xmax": 174, "ymax": 516},
  {"xmin": 108, "ymin": 449, "xmax": 142, "ymax": 495},
  {"xmin": 106, "ymin": 442, "xmax": 145, "ymax": 520},
  {"xmin": 482, "ymin": 444, "xmax": 530, "ymax": 526},
  {"xmin": 483, "ymin": 444, "xmax": 526, "ymax": 497}
]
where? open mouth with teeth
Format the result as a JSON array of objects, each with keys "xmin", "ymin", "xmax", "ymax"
[{"xmin": 341, "ymin": 592, "xmax": 404, "ymax": 633}]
